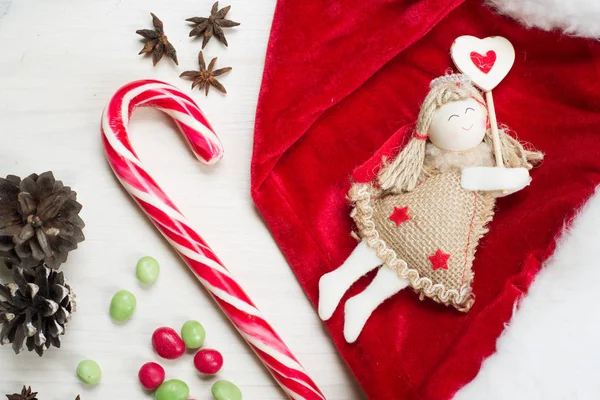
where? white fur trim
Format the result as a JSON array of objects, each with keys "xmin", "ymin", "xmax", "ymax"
[
  {"xmin": 487, "ymin": 0, "xmax": 600, "ymax": 39},
  {"xmin": 456, "ymin": 186, "xmax": 600, "ymax": 399},
  {"xmin": 461, "ymin": 166, "xmax": 531, "ymax": 191}
]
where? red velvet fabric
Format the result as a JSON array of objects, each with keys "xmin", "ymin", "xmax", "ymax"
[{"xmin": 251, "ymin": 1, "xmax": 600, "ymax": 399}]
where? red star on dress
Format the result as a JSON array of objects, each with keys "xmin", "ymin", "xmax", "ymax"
[
  {"xmin": 389, "ymin": 206, "xmax": 410, "ymax": 226},
  {"xmin": 429, "ymin": 249, "xmax": 450, "ymax": 271}
]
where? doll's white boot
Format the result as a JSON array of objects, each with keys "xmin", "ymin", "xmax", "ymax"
[
  {"xmin": 344, "ymin": 266, "xmax": 410, "ymax": 343},
  {"xmin": 318, "ymin": 241, "xmax": 382, "ymax": 321}
]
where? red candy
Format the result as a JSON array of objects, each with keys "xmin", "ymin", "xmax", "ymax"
[
  {"xmin": 193, "ymin": 348, "xmax": 223, "ymax": 375},
  {"xmin": 138, "ymin": 362, "xmax": 165, "ymax": 390},
  {"xmin": 152, "ymin": 327, "xmax": 185, "ymax": 360}
]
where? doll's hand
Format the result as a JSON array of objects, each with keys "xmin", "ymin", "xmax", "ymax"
[{"xmin": 461, "ymin": 167, "xmax": 531, "ymax": 194}]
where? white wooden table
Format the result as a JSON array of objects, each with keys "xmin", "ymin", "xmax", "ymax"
[
  {"xmin": 2, "ymin": 1, "xmax": 600, "ymax": 399},
  {"xmin": 0, "ymin": 0, "xmax": 362, "ymax": 398}
]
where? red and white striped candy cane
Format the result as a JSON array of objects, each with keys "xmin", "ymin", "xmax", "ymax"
[{"xmin": 102, "ymin": 80, "xmax": 326, "ymax": 400}]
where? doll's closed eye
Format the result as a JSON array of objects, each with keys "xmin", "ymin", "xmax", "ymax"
[
  {"xmin": 465, "ymin": 107, "xmax": 475, "ymax": 114},
  {"xmin": 448, "ymin": 114, "xmax": 459, "ymax": 121}
]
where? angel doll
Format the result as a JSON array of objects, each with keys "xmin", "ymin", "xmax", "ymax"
[{"xmin": 318, "ymin": 74, "xmax": 542, "ymax": 343}]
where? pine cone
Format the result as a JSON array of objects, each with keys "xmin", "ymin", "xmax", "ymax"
[
  {"xmin": 0, "ymin": 172, "xmax": 85, "ymax": 269},
  {"xmin": 5, "ymin": 386, "xmax": 38, "ymax": 400},
  {"xmin": 0, "ymin": 249, "xmax": 20, "ymax": 269},
  {"xmin": 0, "ymin": 266, "xmax": 75, "ymax": 356}
]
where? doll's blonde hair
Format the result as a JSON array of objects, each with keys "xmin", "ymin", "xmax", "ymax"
[{"xmin": 377, "ymin": 75, "xmax": 543, "ymax": 192}]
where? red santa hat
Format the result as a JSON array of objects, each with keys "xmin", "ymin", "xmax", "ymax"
[{"xmin": 251, "ymin": 1, "xmax": 600, "ymax": 399}]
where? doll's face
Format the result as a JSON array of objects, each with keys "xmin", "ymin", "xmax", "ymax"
[{"xmin": 428, "ymin": 98, "xmax": 487, "ymax": 152}]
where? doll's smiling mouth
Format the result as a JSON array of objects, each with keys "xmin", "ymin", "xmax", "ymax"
[{"xmin": 462, "ymin": 124, "xmax": 473, "ymax": 131}]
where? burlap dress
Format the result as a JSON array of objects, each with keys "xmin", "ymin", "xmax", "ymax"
[{"xmin": 349, "ymin": 144, "xmax": 496, "ymax": 311}]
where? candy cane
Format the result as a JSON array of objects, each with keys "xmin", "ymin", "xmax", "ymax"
[{"xmin": 102, "ymin": 80, "xmax": 326, "ymax": 400}]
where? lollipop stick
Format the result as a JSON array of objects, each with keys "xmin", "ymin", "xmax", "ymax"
[{"xmin": 485, "ymin": 90, "xmax": 504, "ymax": 168}]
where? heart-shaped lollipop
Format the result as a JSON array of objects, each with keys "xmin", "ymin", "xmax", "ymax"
[
  {"xmin": 451, "ymin": 36, "xmax": 515, "ymax": 92},
  {"xmin": 451, "ymin": 36, "xmax": 515, "ymax": 169}
]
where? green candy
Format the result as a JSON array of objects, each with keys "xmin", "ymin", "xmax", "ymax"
[
  {"xmin": 155, "ymin": 379, "xmax": 189, "ymax": 400},
  {"xmin": 181, "ymin": 320, "xmax": 206, "ymax": 349},
  {"xmin": 77, "ymin": 360, "xmax": 102, "ymax": 385},
  {"xmin": 110, "ymin": 290, "xmax": 136, "ymax": 321},
  {"xmin": 136, "ymin": 256, "xmax": 160, "ymax": 285},
  {"xmin": 211, "ymin": 380, "xmax": 242, "ymax": 400}
]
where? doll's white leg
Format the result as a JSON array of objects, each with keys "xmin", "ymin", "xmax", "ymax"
[
  {"xmin": 318, "ymin": 241, "xmax": 382, "ymax": 321},
  {"xmin": 343, "ymin": 266, "xmax": 410, "ymax": 343}
]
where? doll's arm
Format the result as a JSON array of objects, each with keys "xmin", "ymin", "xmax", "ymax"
[{"xmin": 461, "ymin": 166, "xmax": 531, "ymax": 195}]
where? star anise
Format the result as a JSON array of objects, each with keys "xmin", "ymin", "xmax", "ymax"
[
  {"xmin": 186, "ymin": 2, "xmax": 240, "ymax": 48},
  {"xmin": 4, "ymin": 386, "xmax": 79, "ymax": 400},
  {"xmin": 180, "ymin": 51, "xmax": 232, "ymax": 96},
  {"xmin": 136, "ymin": 13, "xmax": 178, "ymax": 66},
  {"xmin": 6, "ymin": 386, "xmax": 37, "ymax": 400}
]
